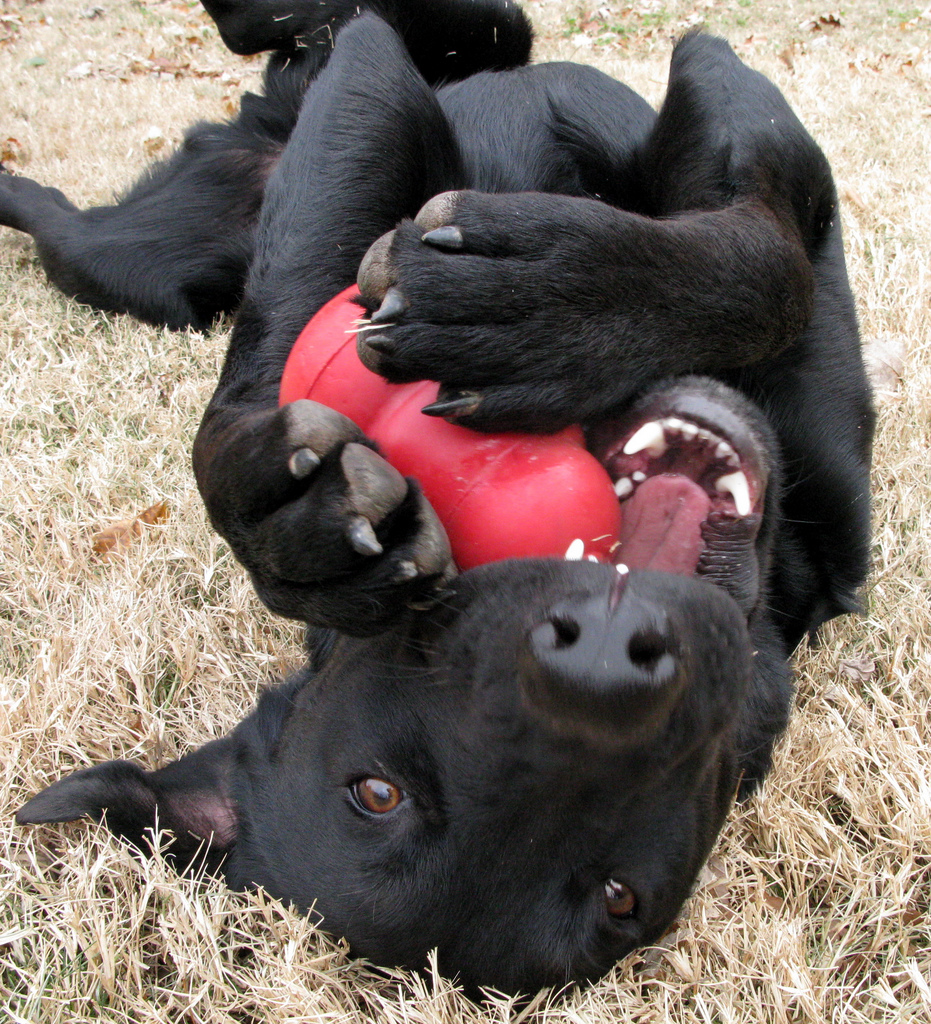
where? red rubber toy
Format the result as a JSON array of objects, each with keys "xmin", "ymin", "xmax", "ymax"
[{"xmin": 280, "ymin": 287, "xmax": 620, "ymax": 570}]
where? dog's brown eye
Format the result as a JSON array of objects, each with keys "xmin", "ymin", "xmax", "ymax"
[
  {"xmin": 352, "ymin": 777, "xmax": 403, "ymax": 814},
  {"xmin": 604, "ymin": 879, "xmax": 637, "ymax": 918}
]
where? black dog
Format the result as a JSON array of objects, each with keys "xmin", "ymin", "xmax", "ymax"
[{"xmin": 10, "ymin": 0, "xmax": 873, "ymax": 995}]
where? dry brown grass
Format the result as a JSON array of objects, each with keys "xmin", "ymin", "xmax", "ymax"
[{"xmin": 1, "ymin": 1, "xmax": 929, "ymax": 1021}]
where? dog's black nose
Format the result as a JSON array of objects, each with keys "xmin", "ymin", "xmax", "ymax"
[{"xmin": 521, "ymin": 585, "xmax": 686, "ymax": 746}]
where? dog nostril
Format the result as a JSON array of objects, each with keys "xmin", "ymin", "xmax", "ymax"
[
  {"xmin": 550, "ymin": 616, "xmax": 581, "ymax": 649},
  {"xmin": 522, "ymin": 593, "xmax": 686, "ymax": 747},
  {"xmin": 627, "ymin": 629, "xmax": 671, "ymax": 672}
]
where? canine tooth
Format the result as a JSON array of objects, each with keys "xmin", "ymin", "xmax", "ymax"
[
  {"xmin": 632, "ymin": 471, "xmax": 646, "ymax": 483},
  {"xmin": 623, "ymin": 421, "xmax": 668, "ymax": 457},
  {"xmin": 715, "ymin": 471, "xmax": 752, "ymax": 516},
  {"xmin": 614, "ymin": 477, "xmax": 634, "ymax": 498},
  {"xmin": 565, "ymin": 538, "xmax": 585, "ymax": 560}
]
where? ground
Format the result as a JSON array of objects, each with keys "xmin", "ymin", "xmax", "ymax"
[{"xmin": 0, "ymin": 1, "xmax": 929, "ymax": 1021}]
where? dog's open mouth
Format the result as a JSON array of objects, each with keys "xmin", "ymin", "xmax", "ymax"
[{"xmin": 585, "ymin": 381, "xmax": 768, "ymax": 579}]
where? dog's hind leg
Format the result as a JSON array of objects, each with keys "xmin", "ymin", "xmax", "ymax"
[
  {"xmin": 0, "ymin": 47, "xmax": 322, "ymax": 330},
  {"xmin": 0, "ymin": 136, "xmax": 264, "ymax": 330},
  {"xmin": 193, "ymin": 14, "xmax": 461, "ymax": 632}
]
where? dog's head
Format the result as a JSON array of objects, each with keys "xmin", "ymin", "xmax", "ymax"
[{"xmin": 17, "ymin": 379, "xmax": 792, "ymax": 994}]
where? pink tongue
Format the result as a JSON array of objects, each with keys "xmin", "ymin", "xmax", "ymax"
[{"xmin": 617, "ymin": 475, "xmax": 711, "ymax": 574}]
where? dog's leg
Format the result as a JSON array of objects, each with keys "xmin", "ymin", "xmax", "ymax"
[
  {"xmin": 0, "ymin": 48, "xmax": 322, "ymax": 329},
  {"xmin": 641, "ymin": 33, "xmax": 873, "ymax": 640},
  {"xmin": 0, "ymin": 137, "xmax": 262, "ymax": 330},
  {"xmin": 355, "ymin": 32, "xmax": 872, "ymax": 643},
  {"xmin": 194, "ymin": 14, "xmax": 461, "ymax": 633},
  {"xmin": 351, "ymin": 33, "xmax": 841, "ymax": 433},
  {"xmin": 355, "ymin": 190, "xmax": 814, "ymax": 432},
  {"xmin": 201, "ymin": 0, "xmax": 533, "ymax": 84}
]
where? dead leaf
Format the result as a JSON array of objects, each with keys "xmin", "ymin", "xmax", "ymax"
[
  {"xmin": 149, "ymin": 56, "xmax": 189, "ymax": 75},
  {"xmin": 142, "ymin": 126, "xmax": 166, "ymax": 154},
  {"xmin": 839, "ymin": 182, "xmax": 868, "ymax": 214},
  {"xmin": 137, "ymin": 502, "xmax": 169, "ymax": 527},
  {"xmin": 800, "ymin": 13, "xmax": 842, "ymax": 32},
  {"xmin": 902, "ymin": 902, "xmax": 923, "ymax": 927},
  {"xmin": 126, "ymin": 714, "xmax": 146, "ymax": 740},
  {"xmin": 697, "ymin": 855, "xmax": 731, "ymax": 898},
  {"xmin": 1, "ymin": 14, "xmax": 23, "ymax": 47},
  {"xmin": 838, "ymin": 656, "xmax": 875, "ymax": 684},
  {"xmin": 778, "ymin": 43, "xmax": 798, "ymax": 71},
  {"xmin": 0, "ymin": 137, "xmax": 24, "ymax": 164},
  {"xmin": 91, "ymin": 500, "xmax": 169, "ymax": 559},
  {"xmin": 763, "ymin": 889, "xmax": 786, "ymax": 913},
  {"xmin": 864, "ymin": 335, "xmax": 905, "ymax": 395}
]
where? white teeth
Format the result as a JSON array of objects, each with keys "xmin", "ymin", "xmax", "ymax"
[
  {"xmin": 623, "ymin": 421, "xmax": 668, "ymax": 457},
  {"xmin": 617, "ymin": 417, "xmax": 748, "ymax": 510},
  {"xmin": 616, "ymin": 563, "xmax": 629, "ymax": 575},
  {"xmin": 587, "ymin": 554, "xmax": 599, "ymax": 562},
  {"xmin": 565, "ymin": 538, "xmax": 585, "ymax": 560},
  {"xmin": 621, "ymin": 416, "xmax": 732, "ymax": 458},
  {"xmin": 715, "ymin": 471, "xmax": 752, "ymax": 516}
]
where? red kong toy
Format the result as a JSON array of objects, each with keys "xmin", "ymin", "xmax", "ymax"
[{"xmin": 280, "ymin": 287, "xmax": 621, "ymax": 570}]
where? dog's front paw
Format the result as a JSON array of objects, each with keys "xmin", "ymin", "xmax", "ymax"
[
  {"xmin": 355, "ymin": 190, "xmax": 632, "ymax": 433},
  {"xmin": 194, "ymin": 399, "xmax": 454, "ymax": 634}
]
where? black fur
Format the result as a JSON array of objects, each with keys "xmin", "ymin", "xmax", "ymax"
[{"xmin": 11, "ymin": 0, "xmax": 872, "ymax": 995}]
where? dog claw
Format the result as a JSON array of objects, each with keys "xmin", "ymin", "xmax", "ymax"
[
  {"xmin": 414, "ymin": 191, "xmax": 461, "ymax": 232},
  {"xmin": 288, "ymin": 447, "xmax": 321, "ymax": 479},
  {"xmin": 341, "ymin": 443, "xmax": 408, "ymax": 522},
  {"xmin": 363, "ymin": 335, "xmax": 396, "ymax": 355},
  {"xmin": 421, "ymin": 390, "xmax": 482, "ymax": 418},
  {"xmin": 370, "ymin": 286, "xmax": 408, "ymax": 324},
  {"xmin": 410, "ymin": 495, "xmax": 455, "ymax": 580},
  {"xmin": 346, "ymin": 515, "xmax": 383, "ymax": 557},
  {"xmin": 393, "ymin": 560, "xmax": 419, "ymax": 582},
  {"xmin": 421, "ymin": 225, "xmax": 464, "ymax": 250},
  {"xmin": 285, "ymin": 400, "xmax": 360, "ymax": 455},
  {"xmin": 357, "ymin": 230, "xmax": 397, "ymax": 305}
]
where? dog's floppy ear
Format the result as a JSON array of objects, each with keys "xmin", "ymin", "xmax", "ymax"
[{"xmin": 16, "ymin": 735, "xmax": 239, "ymax": 874}]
